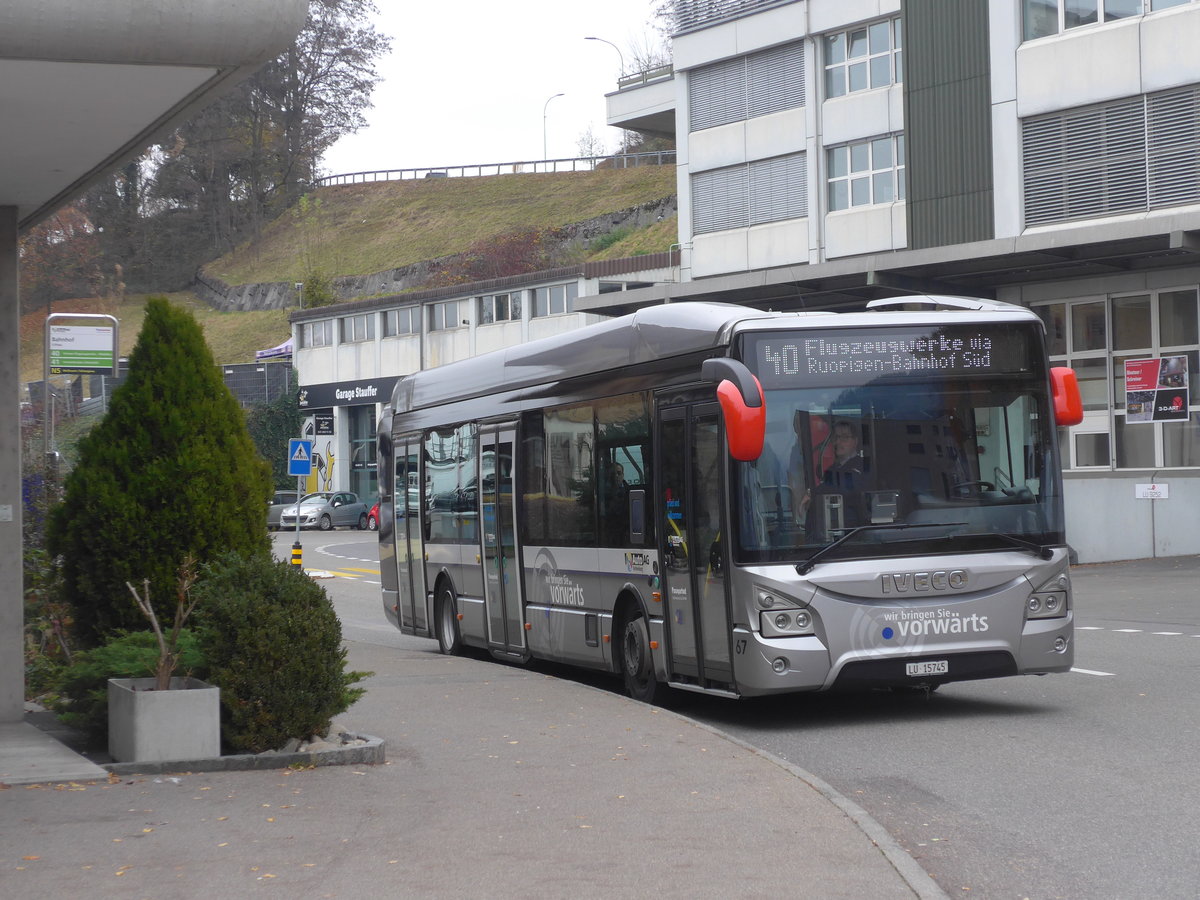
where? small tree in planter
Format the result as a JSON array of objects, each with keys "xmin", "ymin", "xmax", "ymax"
[
  {"xmin": 125, "ymin": 556, "xmax": 200, "ymax": 691},
  {"xmin": 107, "ymin": 557, "xmax": 220, "ymax": 763}
]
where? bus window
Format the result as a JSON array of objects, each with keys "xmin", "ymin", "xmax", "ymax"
[
  {"xmin": 425, "ymin": 424, "xmax": 478, "ymax": 543},
  {"xmin": 596, "ymin": 393, "xmax": 652, "ymax": 547},
  {"xmin": 543, "ymin": 403, "xmax": 595, "ymax": 545}
]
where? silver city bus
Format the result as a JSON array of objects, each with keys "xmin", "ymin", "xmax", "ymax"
[{"xmin": 376, "ymin": 298, "xmax": 1083, "ymax": 702}]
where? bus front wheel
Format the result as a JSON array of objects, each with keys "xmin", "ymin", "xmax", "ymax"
[
  {"xmin": 437, "ymin": 584, "xmax": 462, "ymax": 656},
  {"xmin": 621, "ymin": 611, "xmax": 661, "ymax": 704}
]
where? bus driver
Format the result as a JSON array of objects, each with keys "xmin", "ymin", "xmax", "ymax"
[{"xmin": 796, "ymin": 420, "xmax": 866, "ymax": 537}]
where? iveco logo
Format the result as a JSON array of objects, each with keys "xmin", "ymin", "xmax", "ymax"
[{"xmin": 880, "ymin": 569, "xmax": 969, "ymax": 594}]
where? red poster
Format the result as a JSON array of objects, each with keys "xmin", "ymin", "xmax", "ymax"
[{"xmin": 1125, "ymin": 357, "xmax": 1189, "ymax": 423}]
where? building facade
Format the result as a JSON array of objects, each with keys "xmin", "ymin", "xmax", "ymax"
[
  {"xmin": 290, "ymin": 258, "xmax": 675, "ymax": 502},
  {"xmin": 293, "ymin": 0, "xmax": 1200, "ymax": 562}
]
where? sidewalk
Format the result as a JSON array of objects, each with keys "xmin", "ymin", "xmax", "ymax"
[{"xmin": 1, "ymin": 638, "xmax": 941, "ymax": 898}]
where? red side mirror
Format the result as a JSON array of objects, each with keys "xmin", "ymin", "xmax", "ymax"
[
  {"xmin": 716, "ymin": 376, "xmax": 765, "ymax": 461},
  {"xmin": 1050, "ymin": 366, "xmax": 1083, "ymax": 426}
]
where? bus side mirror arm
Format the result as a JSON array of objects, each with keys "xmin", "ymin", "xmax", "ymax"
[{"xmin": 702, "ymin": 358, "xmax": 766, "ymax": 461}]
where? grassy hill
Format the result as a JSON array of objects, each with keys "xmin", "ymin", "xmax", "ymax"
[
  {"xmin": 209, "ymin": 166, "xmax": 678, "ymax": 286},
  {"xmin": 21, "ymin": 165, "xmax": 678, "ymax": 382}
]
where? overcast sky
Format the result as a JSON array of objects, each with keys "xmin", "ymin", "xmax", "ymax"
[{"xmin": 318, "ymin": 0, "xmax": 665, "ymax": 176}]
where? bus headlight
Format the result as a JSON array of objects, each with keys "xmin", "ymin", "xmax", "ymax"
[
  {"xmin": 1027, "ymin": 591, "xmax": 1068, "ymax": 619},
  {"xmin": 1028, "ymin": 572, "xmax": 1070, "ymax": 620},
  {"xmin": 761, "ymin": 608, "xmax": 816, "ymax": 638}
]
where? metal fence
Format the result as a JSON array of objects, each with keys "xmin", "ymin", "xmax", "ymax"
[
  {"xmin": 617, "ymin": 64, "xmax": 674, "ymax": 90},
  {"xmin": 315, "ymin": 150, "xmax": 676, "ymax": 187}
]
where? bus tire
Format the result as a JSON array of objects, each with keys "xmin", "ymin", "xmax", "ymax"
[
  {"xmin": 436, "ymin": 583, "xmax": 462, "ymax": 656},
  {"xmin": 621, "ymin": 610, "xmax": 661, "ymax": 704}
]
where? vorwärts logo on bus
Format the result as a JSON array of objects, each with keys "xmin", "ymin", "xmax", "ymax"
[
  {"xmin": 878, "ymin": 608, "xmax": 989, "ymax": 640},
  {"xmin": 848, "ymin": 606, "xmax": 990, "ymax": 656},
  {"xmin": 532, "ymin": 549, "xmax": 587, "ymax": 608}
]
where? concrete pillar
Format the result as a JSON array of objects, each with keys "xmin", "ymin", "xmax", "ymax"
[{"xmin": 0, "ymin": 206, "xmax": 22, "ymax": 722}]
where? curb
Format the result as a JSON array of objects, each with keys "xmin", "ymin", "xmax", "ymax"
[
  {"xmin": 556, "ymin": 680, "xmax": 950, "ymax": 900},
  {"xmin": 103, "ymin": 732, "xmax": 385, "ymax": 777},
  {"xmin": 681, "ymin": 715, "xmax": 951, "ymax": 900}
]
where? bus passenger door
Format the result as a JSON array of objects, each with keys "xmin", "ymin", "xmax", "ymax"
[
  {"xmin": 479, "ymin": 425, "xmax": 525, "ymax": 655},
  {"xmin": 394, "ymin": 439, "xmax": 429, "ymax": 636},
  {"xmin": 657, "ymin": 404, "xmax": 733, "ymax": 688}
]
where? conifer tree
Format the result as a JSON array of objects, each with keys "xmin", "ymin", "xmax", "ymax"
[{"xmin": 48, "ymin": 297, "xmax": 273, "ymax": 647}]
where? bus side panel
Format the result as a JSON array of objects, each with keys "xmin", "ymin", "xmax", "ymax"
[
  {"xmin": 520, "ymin": 546, "xmax": 658, "ymax": 671},
  {"xmin": 522, "ymin": 545, "xmax": 609, "ymax": 667}
]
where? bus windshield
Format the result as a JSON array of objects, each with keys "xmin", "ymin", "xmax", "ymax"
[{"xmin": 735, "ymin": 323, "xmax": 1063, "ymax": 565}]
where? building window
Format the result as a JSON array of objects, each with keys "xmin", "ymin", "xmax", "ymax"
[
  {"xmin": 429, "ymin": 299, "xmax": 462, "ymax": 332},
  {"xmin": 1024, "ymin": 0, "xmax": 1194, "ymax": 40},
  {"xmin": 348, "ymin": 404, "xmax": 378, "ymax": 501},
  {"xmin": 689, "ymin": 41, "xmax": 805, "ymax": 131},
  {"xmin": 1023, "ymin": 85, "xmax": 1200, "ymax": 227},
  {"xmin": 823, "ymin": 18, "xmax": 902, "ymax": 100},
  {"xmin": 1037, "ymin": 290, "xmax": 1200, "ymax": 469},
  {"xmin": 300, "ymin": 320, "xmax": 333, "ymax": 348},
  {"xmin": 533, "ymin": 283, "xmax": 577, "ymax": 317},
  {"xmin": 479, "ymin": 292, "xmax": 522, "ymax": 325},
  {"xmin": 382, "ymin": 306, "xmax": 419, "ymax": 337},
  {"xmin": 827, "ymin": 136, "xmax": 905, "ymax": 211},
  {"xmin": 341, "ymin": 313, "xmax": 375, "ymax": 343},
  {"xmin": 692, "ymin": 152, "xmax": 808, "ymax": 234}
]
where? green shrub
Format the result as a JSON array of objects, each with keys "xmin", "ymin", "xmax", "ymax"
[
  {"xmin": 194, "ymin": 553, "xmax": 369, "ymax": 754},
  {"xmin": 51, "ymin": 630, "xmax": 207, "ymax": 749},
  {"xmin": 589, "ymin": 226, "xmax": 632, "ymax": 252},
  {"xmin": 47, "ymin": 296, "xmax": 272, "ymax": 647},
  {"xmin": 303, "ymin": 269, "xmax": 337, "ymax": 307}
]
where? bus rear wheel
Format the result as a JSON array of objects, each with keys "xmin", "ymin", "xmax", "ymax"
[
  {"xmin": 437, "ymin": 584, "xmax": 462, "ymax": 656},
  {"xmin": 621, "ymin": 611, "xmax": 661, "ymax": 704}
]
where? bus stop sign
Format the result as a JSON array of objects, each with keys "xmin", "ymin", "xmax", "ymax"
[{"xmin": 288, "ymin": 438, "xmax": 314, "ymax": 477}]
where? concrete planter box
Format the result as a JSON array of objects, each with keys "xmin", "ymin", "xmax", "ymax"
[{"xmin": 108, "ymin": 677, "xmax": 220, "ymax": 763}]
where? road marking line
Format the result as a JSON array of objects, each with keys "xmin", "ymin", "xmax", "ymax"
[
  {"xmin": 1112, "ymin": 628, "xmax": 1142, "ymax": 633},
  {"xmin": 1152, "ymin": 631, "xmax": 1183, "ymax": 636},
  {"xmin": 1077, "ymin": 626, "xmax": 1105, "ymax": 630},
  {"xmin": 341, "ymin": 567, "xmax": 381, "ymax": 574},
  {"xmin": 1071, "ymin": 667, "xmax": 1116, "ymax": 677}
]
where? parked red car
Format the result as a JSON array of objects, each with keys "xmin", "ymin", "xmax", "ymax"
[{"xmin": 367, "ymin": 500, "xmax": 379, "ymax": 531}]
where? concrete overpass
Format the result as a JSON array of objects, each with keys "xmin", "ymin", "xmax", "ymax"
[{"xmin": 1, "ymin": 0, "xmax": 308, "ymax": 724}]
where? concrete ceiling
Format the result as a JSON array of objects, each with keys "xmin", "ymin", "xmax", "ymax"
[{"xmin": 0, "ymin": 0, "xmax": 309, "ymax": 234}]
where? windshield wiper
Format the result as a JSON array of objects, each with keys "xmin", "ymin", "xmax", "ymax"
[
  {"xmin": 970, "ymin": 531, "xmax": 1053, "ymax": 560},
  {"xmin": 796, "ymin": 522, "xmax": 967, "ymax": 575}
]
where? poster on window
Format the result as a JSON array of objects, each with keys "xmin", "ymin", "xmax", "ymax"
[{"xmin": 1124, "ymin": 356, "xmax": 1189, "ymax": 423}]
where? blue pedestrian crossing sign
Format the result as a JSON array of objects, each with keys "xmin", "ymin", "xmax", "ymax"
[{"xmin": 288, "ymin": 438, "xmax": 314, "ymax": 477}]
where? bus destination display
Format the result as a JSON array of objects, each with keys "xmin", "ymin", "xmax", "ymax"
[{"xmin": 749, "ymin": 325, "xmax": 1036, "ymax": 389}]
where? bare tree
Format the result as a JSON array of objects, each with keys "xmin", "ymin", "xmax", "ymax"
[
  {"xmin": 576, "ymin": 126, "xmax": 610, "ymax": 159},
  {"xmin": 84, "ymin": 0, "xmax": 390, "ymax": 288}
]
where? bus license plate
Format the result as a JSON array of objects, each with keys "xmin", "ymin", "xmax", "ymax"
[{"xmin": 906, "ymin": 660, "xmax": 948, "ymax": 677}]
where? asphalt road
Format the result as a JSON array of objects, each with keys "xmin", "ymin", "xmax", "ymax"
[{"xmin": 277, "ymin": 532, "xmax": 1200, "ymax": 899}]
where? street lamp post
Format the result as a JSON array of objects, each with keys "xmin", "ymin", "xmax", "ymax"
[
  {"xmin": 585, "ymin": 36, "xmax": 625, "ymax": 76},
  {"xmin": 543, "ymin": 92, "xmax": 564, "ymax": 161},
  {"xmin": 295, "ymin": 281, "xmax": 304, "ymax": 309}
]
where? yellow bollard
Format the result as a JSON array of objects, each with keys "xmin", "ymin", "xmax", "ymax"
[{"xmin": 291, "ymin": 541, "xmax": 303, "ymax": 569}]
